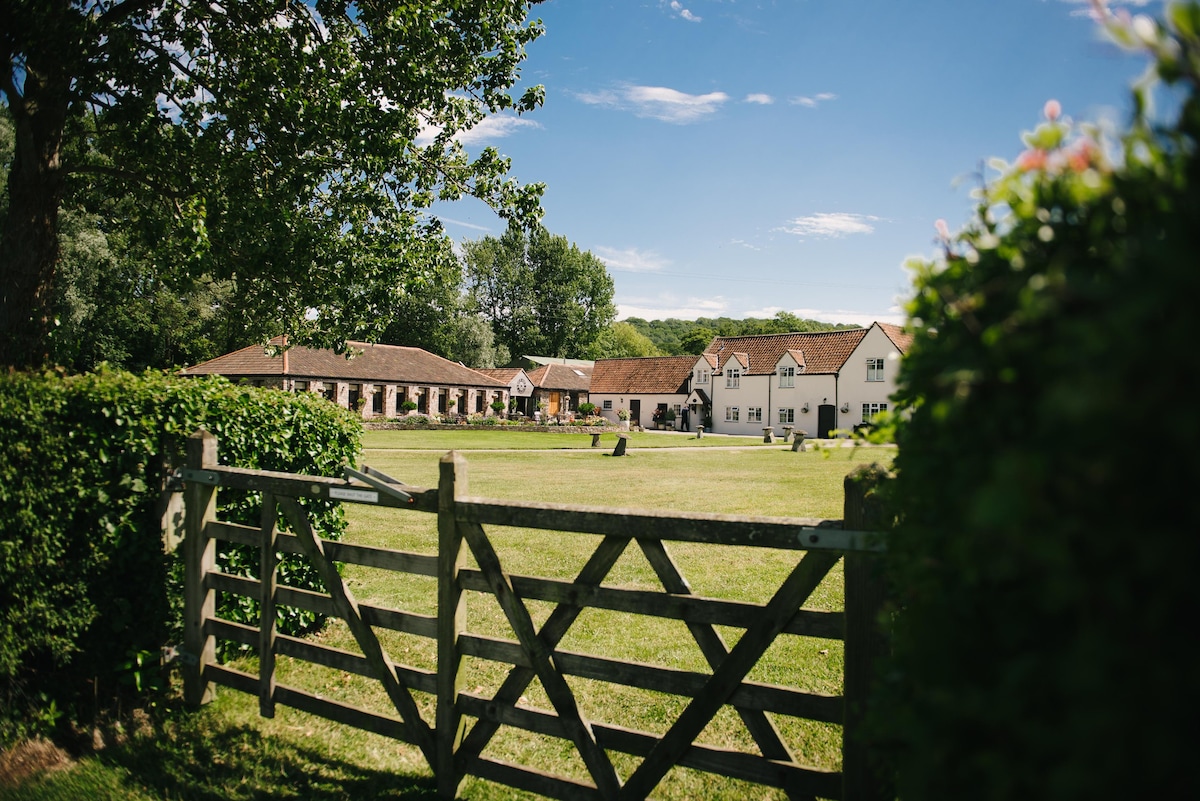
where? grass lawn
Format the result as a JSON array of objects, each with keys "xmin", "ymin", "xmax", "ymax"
[
  {"xmin": 4, "ymin": 431, "xmax": 894, "ymax": 801},
  {"xmin": 360, "ymin": 427, "xmax": 776, "ymax": 451}
]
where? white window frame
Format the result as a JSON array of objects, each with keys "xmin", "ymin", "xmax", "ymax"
[
  {"xmin": 778, "ymin": 407, "xmax": 795, "ymax": 424},
  {"xmin": 866, "ymin": 358, "xmax": 886, "ymax": 382},
  {"xmin": 725, "ymin": 406, "xmax": 740, "ymax": 422},
  {"xmin": 602, "ymin": 400, "xmax": 613, "ymax": 410},
  {"xmin": 696, "ymin": 368, "xmax": 709, "ymax": 385},
  {"xmin": 862, "ymin": 402, "xmax": 888, "ymax": 421},
  {"xmin": 778, "ymin": 366, "xmax": 795, "ymax": 388},
  {"xmin": 726, "ymin": 367, "xmax": 741, "ymax": 388},
  {"xmin": 747, "ymin": 407, "xmax": 762, "ymax": 423}
]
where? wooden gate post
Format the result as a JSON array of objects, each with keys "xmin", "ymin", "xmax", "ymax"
[
  {"xmin": 184, "ymin": 430, "xmax": 218, "ymax": 706},
  {"xmin": 842, "ymin": 464, "xmax": 892, "ymax": 801},
  {"xmin": 437, "ymin": 451, "xmax": 469, "ymax": 799}
]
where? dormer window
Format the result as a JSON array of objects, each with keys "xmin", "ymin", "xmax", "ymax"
[
  {"xmin": 726, "ymin": 367, "xmax": 741, "ymax": 388},
  {"xmin": 778, "ymin": 366, "xmax": 795, "ymax": 388},
  {"xmin": 695, "ymin": 368, "xmax": 709, "ymax": 385}
]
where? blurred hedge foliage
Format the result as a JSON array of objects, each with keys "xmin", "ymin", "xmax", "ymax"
[
  {"xmin": 0, "ymin": 368, "xmax": 360, "ymax": 743},
  {"xmin": 875, "ymin": 5, "xmax": 1200, "ymax": 799}
]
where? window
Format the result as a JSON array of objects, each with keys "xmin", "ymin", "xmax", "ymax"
[
  {"xmin": 779, "ymin": 407, "xmax": 795, "ymax": 424},
  {"xmin": 725, "ymin": 406, "xmax": 740, "ymax": 422},
  {"xmin": 862, "ymin": 402, "xmax": 888, "ymax": 421},
  {"xmin": 372, "ymin": 386, "xmax": 384, "ymax": 413},
  {"xmin": 726, "ymin": 367, "xmax": 741, "ymax": 388},
  {"xmin": 294, "ymin": 380, "xmax": 308, "ymax": 392},
  {"xmin": 602, "ymin": 399, "xmax": 613, "ymax": 410},
  {"xmin": 778, "ymin": 366, "xmax": 795, "ymax": 388},
  {"xmin": 747, "ymin": 407, "xmax": 762, "ymax": 423},
  {"xmin": 867, "ymin": 358, "xmax": 886, "ymax": 382},
  {"xmin": 695, "ymin": 368, "xmax": 709, "ymax": 385}
]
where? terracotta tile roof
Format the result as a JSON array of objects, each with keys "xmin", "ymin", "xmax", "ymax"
[
  {"xmin": 181, "ymin": 337, "xmax": 506, "ymax": 388},
  {"xmin": 474, "ymin": 368, "xmax": 525, "ymax": 384},
  {"xmin": 591, "ymin": 355, "xmax": 697, "ymax": 394},
  {"xmin": 527, "ymin": 363, "xmax": 593, "ymax": 392},
  {"xmin": 705, "ymin": 329, "xmax": 871, "ymax": 376},
  {"xmin": 878, "ymin": 322, "xmax": 914, "ymax": 353}
]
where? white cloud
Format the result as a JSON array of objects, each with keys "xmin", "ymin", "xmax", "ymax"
[
  {"xmin": 617, "ymin": 296, "xmax": 729, "ymax": 321},
  {"xmin": 776, "ymin": 212, "xmax": 882, "ymax": 239},
  {"xmin": 789, "ymin": 92, "xmax": 837, "ymax": 108},
  {"xmin": 788, "ymin": 307, "xmax": 906, "ymax": 327},
  {"xmin": 1058, "ymin": 0, "xmax": 1155, "ymax": 18},
  {"xmin": 576, "ymin": 85, "xmax": 729, "ymax": 123},
  {"xmin": 730, "ymin": 238, "xmax": 762, "ymax": 250},
  {"xmin": 593, "ymin": 246, "xmax": 671, "ymax": 272},
  {"xmin": 744, "ymin": 93, "xmax": 774, "ymax": 105},
  {"xmin": 664, "ymin": 1, "xmax": 702, "ymax": 22},
  {"xmin": 415, "ymin": 114, "xmax": 540, "ymax": 146}
]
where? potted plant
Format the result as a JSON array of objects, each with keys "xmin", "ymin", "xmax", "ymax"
[
  {"xmin": 400, "ymin": 399, "xmax": 418, "ymax": 415},
  {"xmin": 664, "ymin": 408, "xmax": 677, "ymax": 429},
  {"xmin": 617, "ymin": 408, "xmax": 630, "ymax": 430},
  {"xmin": 490, "ymin": 399, "xmax": 506, "ymax": 417}
]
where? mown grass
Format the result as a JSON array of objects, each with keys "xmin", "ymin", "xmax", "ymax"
[
  {"xmin": 360, "ymin": 427, "xmax": 773, "ymax": 451},
  {"xmin": 4, "ymin": 432, "xmax": 894, "ymax": 801}
]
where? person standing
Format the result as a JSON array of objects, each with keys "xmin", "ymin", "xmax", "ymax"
[{"xmin": 680, "ymin": 405, "xmax": 690, "ymax": 432}]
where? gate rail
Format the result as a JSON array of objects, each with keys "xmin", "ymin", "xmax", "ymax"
[{"xmin": 180, "ymin": 430, "xmax": 889, "ymax": 800}]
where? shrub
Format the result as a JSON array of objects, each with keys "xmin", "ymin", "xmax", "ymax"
[
  {"xmin": 577, "ymin": 402, "xmax": 597, "ymax": 416},
  {"xmin": 0, "ymin": 368, "xmax": 360, "ymax": 742},
  {"xmin": 874, "ymin": 7, "xmax": 1200, "ymax": 799}
]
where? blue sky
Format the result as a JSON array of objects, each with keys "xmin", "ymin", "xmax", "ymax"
[{"xmin": 437, "ymin": 0, "xmax": 1163, "ymax": 327}]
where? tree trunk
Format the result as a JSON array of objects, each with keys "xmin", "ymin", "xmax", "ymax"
[{"xmin": 0, "ymin": 58, "xmax": 70, "ymax": 369}]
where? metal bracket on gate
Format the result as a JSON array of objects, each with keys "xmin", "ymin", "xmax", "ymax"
[
  {"xmin": 180, "ymin": 468, "xmax": 221, "ymax": 486},
  {"xmin": 161, "ymin": 645, "xmax": 198, "ymax": 667},
  {"xmin": 343, "ymin": 465, "xmax": 413, "ymax": 504}
]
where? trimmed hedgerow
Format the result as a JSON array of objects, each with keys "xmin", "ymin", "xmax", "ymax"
[
  {"xmin": 874, "ymin": 7, "xmax": 1200, "ymax": 800},
  {"xmin": 0, "ymin": 368, "xmax": 360, "ymax": 742}
]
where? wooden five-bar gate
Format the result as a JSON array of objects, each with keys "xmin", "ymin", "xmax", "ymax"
[{"xmin": 179, "ymin": 430, "xmax": 890, "ymax": 800}]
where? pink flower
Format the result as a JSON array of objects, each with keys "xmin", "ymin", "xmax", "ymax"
[
  {"xmin": 1016, "ymin": 148, "xmax": 1048, "ymax": 172},
  {"xmin": 1044, "ymin": 99, "xmax": 1062, "ymax": 121},
  {"xmin": 1067, "ymin": 139, "xmax": 1096, "ymax": 172},
  {"xmin": 934, "ymin": 219, "xmax": 951, "ymax": 240}
]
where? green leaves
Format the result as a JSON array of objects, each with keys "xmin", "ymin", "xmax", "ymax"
[
  {"xmin": 3, "ymin": 1, "xmax": 548, "ymax": 368},
  {"xmin": 0, "ymin": 368, "xmax": 361, "ymax": 739},
  {"xmin": 464, "ymin": 221, "xmax": 617, "ymax": 359},
  {"xmin": 877, "ymin": 5, "xmax": 1200, "ymax": 799}
]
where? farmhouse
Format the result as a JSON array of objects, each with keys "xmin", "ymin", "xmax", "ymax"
[
  {"xmin": 526, "ymin": 362, "xmax": 593, "ymax": 420},
  {"xmin": 473, "ymin": 367, "xmax": 535, "ymax": 417},
  {"xmin": 697, "ymin": 322, "xmax": 912, "ymax": 437},
  {"xmin": 589, "ymin": 355, "xmax": 698, "ymax": 430},
  {"xmin": 180, "ymin": 337, "xmax": 510, "ymax": 419}
]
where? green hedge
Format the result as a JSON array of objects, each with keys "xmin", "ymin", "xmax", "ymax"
[
  {"xmin": 0, "ymin": 368, "xmax": 361, "ymax": 741},
  {"xmin": 875, "ymin": 7, "xmax": 1200, "ymax": 799}
]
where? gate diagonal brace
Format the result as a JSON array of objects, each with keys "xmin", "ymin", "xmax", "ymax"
[
  {"xmin": 620, "ymin": 549, "xmax": 842, "ymax": 801},
  {"xmin": 278, "ymin": 496, "xmax": 436, "ymax": 766},
  {"xmin": 344, "ymin": 465, "xmax": 412, "ymax": 503},
  {"xmin": 462, "ymin": 521, "xmax": 624, "ymax": 797},
  {"xmin": 638, "ymin": 538, "xmax": 795, "ymax": 764},
  {"xmin": 456, "ymin": 535, "xmax": 632, "ymax": 767}
]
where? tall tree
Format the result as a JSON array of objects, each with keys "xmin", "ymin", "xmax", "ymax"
[
  {"xmin": 0, "ymin": 0, "xmax": 545, "ymax": 369},
  {"xmin": 464, "ymin": 221, "xmax": 615, "ymax": 359}
]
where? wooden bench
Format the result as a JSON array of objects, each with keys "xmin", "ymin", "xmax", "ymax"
[{"xmin": 612, "ymin": 433, "xmax": 629, "ymax": 456}]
